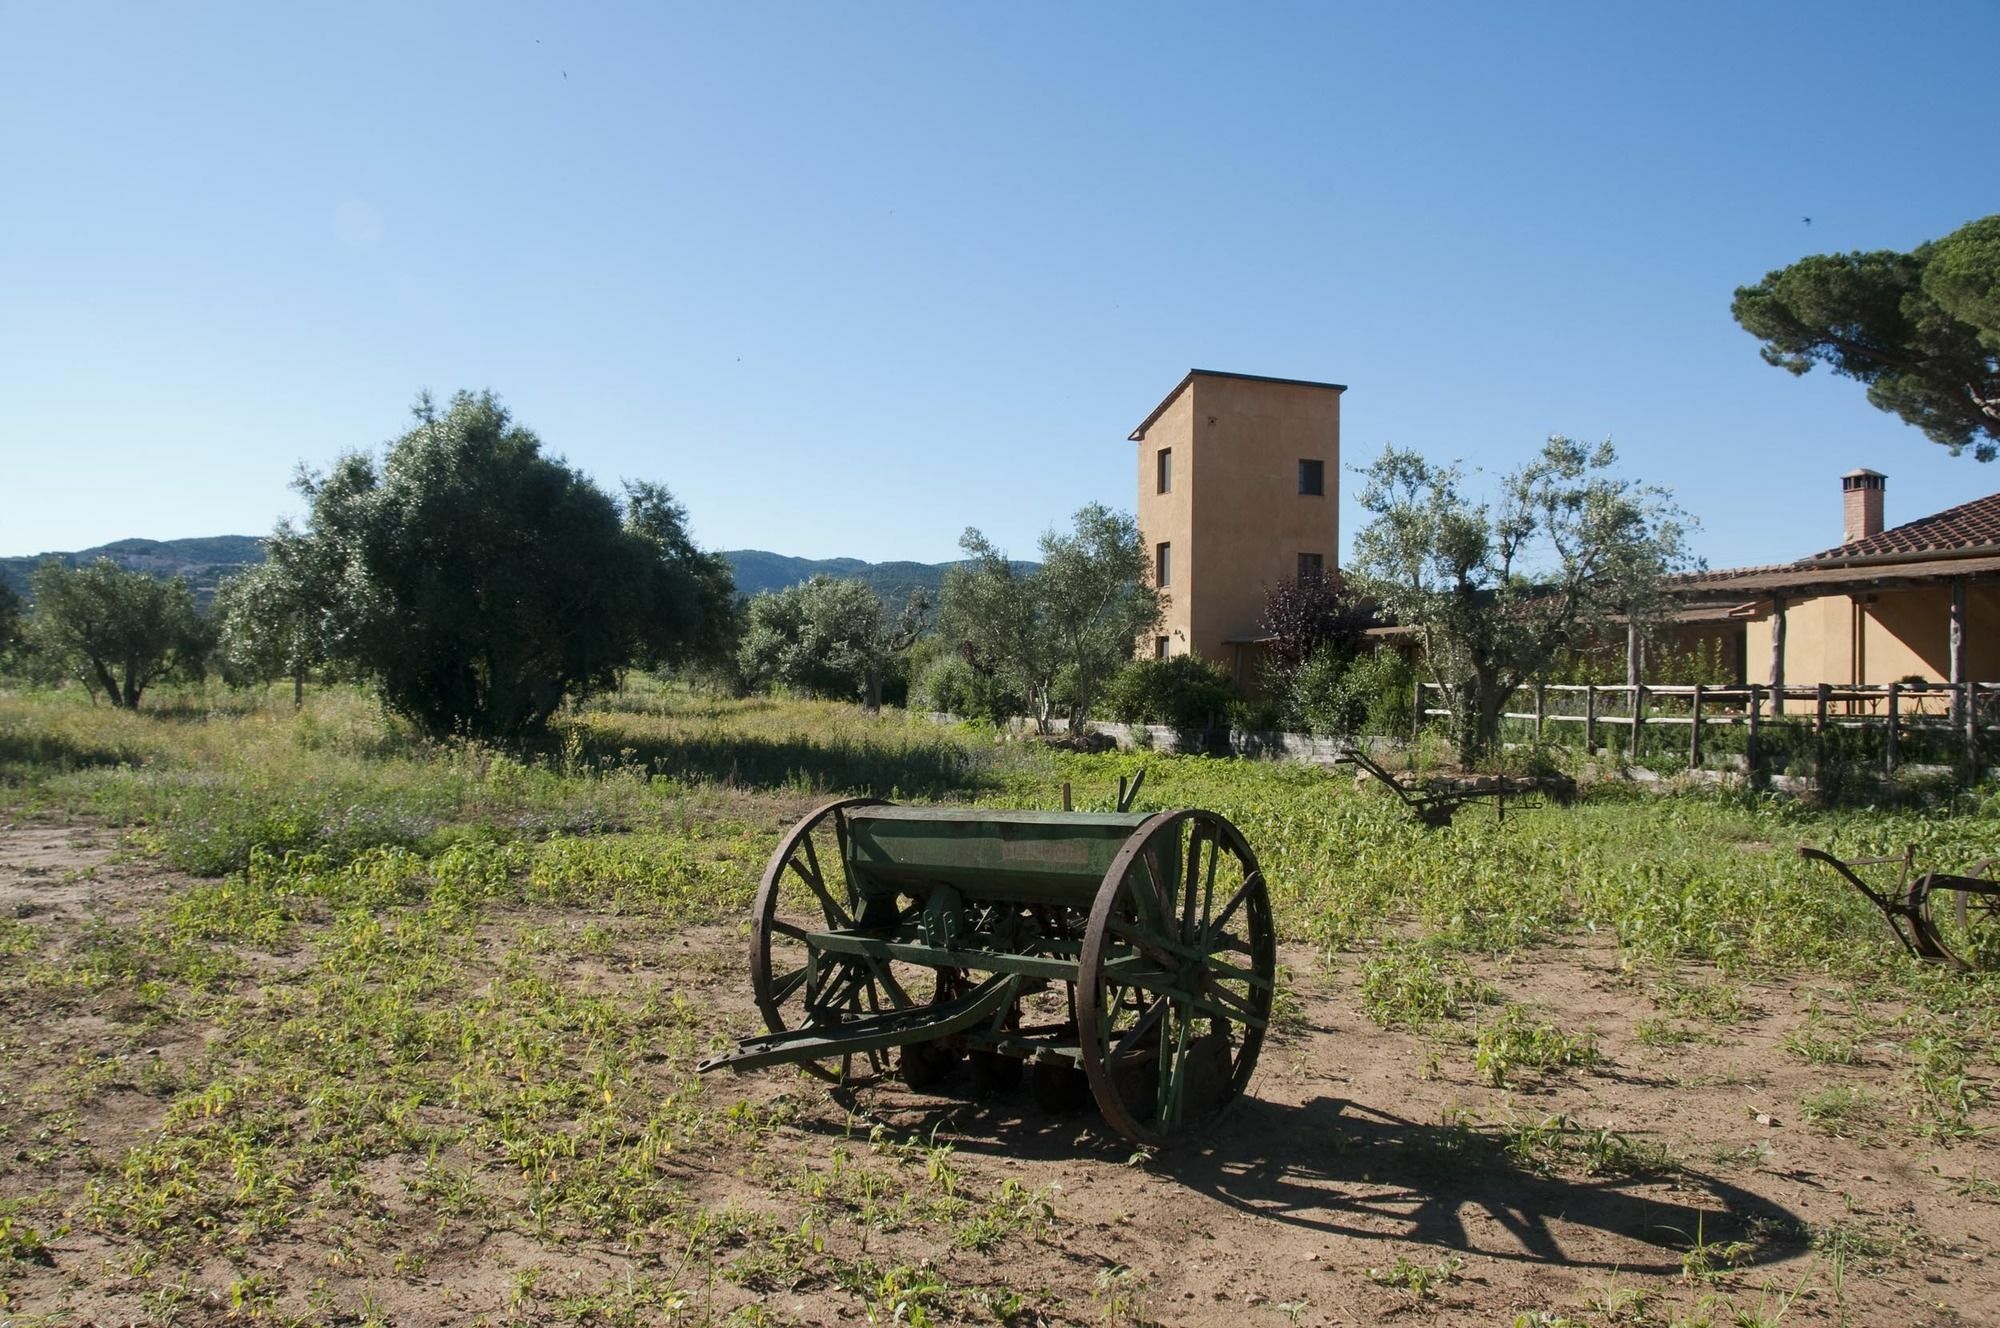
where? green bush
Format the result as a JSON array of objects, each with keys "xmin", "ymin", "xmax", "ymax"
[
  {"xmin": 1102, "ymin": 656, "xmax": 1235, "ymax": 730},
  {"xmin": 1290, "ymin": 649, "xmax": 1413, "ymax": 737},
  {"xmin": 913, "ymin": 654, "xmax": 1018, "ymax": 724}
]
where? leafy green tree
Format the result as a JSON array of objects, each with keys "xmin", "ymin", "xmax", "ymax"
[
  {"xmin": 26, "ymin": 558, "xmax": 208, "ymax": 708},
  {"xmin": 738, "ymin": 576, "xmax": 929, "ymax": 709},
  {"xmin": 941, "ymin": 504, "xmax": 1162, "ymax": 732},
  {"xmin": 278, "ymin": 390, "xmax": 734, "ymax": 743},
  {"xmin": 0, "ymin": 582, "xmax": 21, "ymax": 658},
  {"xmin": 1350, "ymin": 437, "xmax": 1692, "ymax": 760},
  {"xmin": 1732, "ymin": 214, "xmax": 2000, "ymax": 460},
  {"xmin": 212, "ymin": 544, "xmax": 332, "ymax": 705}
]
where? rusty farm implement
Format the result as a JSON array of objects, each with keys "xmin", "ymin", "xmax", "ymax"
[
  {"xmin": 1799, "ymin": 845, "xmax": 2000, "ymax": 971},
  {"xmin": 696, "ymin": 794, "xmax": 1277, "ymax": 1147}
]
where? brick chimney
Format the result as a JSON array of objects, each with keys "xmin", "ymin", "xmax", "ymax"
[{"xmin": 1842, "ymin": 468, "xmax": 1885, "ymax": 544}]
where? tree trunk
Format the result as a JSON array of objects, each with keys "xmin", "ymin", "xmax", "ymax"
[
  {"xmin": 863, "ymin": 664, "xmax": 882, "ymax": 714},
  {"xmin": 293, "ymin": 669, "xmax": 305, "ymax": 709}
]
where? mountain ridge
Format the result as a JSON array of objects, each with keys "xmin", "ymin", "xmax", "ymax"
[{"xmin": 1, "ymin": 536, "xmax": 1029, "ymax": 611}]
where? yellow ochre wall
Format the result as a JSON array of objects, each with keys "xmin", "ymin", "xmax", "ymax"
[
  {"xmin": 1742, "ymin": 582, "xmax": 2000, "ymax": 685},
  {"xmin": 1134, "ymin": 373, "xmax": 1342, "ymax": 666}
]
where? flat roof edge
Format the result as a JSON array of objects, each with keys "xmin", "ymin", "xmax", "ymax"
[{"xmin": 1127, "ymin": 368, "xmax": 1347, "ymax": 440}]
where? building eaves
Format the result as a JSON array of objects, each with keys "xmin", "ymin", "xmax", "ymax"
[{"xmin": 1127, "ymin": 368, "xmax": 1348, "ymax": 441}]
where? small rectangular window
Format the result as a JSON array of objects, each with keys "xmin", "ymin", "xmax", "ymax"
[
  {"xmin": 1298, "ymin": 552, "xmax": 1324, "ymax": 583},
  {"xmin": 1298, "ymin": 458, "xmax": 1324, "ymax": 496},
  {"xmin": 1156, "ymin": 448, "xmax": 1172, "ymax": 494},
  {"xmin": 1155, "ymin": 636, "xmax": 1170, "ymax": 660},
  {"xmin": 1155, "ymin": 541, "xmax": 1172, "ymax": 588}
]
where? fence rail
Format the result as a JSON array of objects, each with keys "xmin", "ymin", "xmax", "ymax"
[{"xmin": 1416, "ymin": 680, "xmax": 2000, "ymax": 775}]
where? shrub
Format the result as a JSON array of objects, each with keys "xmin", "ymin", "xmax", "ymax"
[
  {"xmin": 1290, "ymin": 649, "xmax": 1414, "ymax": 738},
  {"xmin": 913, "ymin": 655, "xmax": 1018, "ymax": 724},
  {"xmin": 1102, "ymin": 656, "xmax": 1235, "ymax": 730}
]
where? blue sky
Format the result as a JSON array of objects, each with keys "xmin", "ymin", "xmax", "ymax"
[{"xmin": 3, "ymin": 2, "xmax": 1995, "ymax": 570}]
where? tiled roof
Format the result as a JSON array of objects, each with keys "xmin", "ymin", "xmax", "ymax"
[{"xmin": 1807, "ymin": 490, "xmax": 2000, "ymax": 564}]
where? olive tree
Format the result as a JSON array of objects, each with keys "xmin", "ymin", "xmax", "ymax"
[
  {"xmin": 26, "ymin": 558, "xmax": 208, "ymax": 708},
  {"xmin": 1350, "ymin": 437, "xmax": 1693, "ymax": 760},
  {"xmin": 738, "ymin": 576, "xmax": 929, "ymax": 710},
  {"xmin": 274, "ymin": 390, "xmax": 734, "ymax": 743},
  {"xmin": 940, "ymin": 504, "xmax": 1161, "ymax": 732}
]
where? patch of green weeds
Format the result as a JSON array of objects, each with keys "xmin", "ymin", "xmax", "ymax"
[
  {"xmin": 1359, "ymin": 948, "xmax": 1497, "ymax": 1030},
  {"xmin": 1476, "ymin": 1006, "xmax": 1602, "ymax": 1087},
  {"xmin": 1366, "ymin": 1253, "xmax": 1463, "ymax": 1297}
]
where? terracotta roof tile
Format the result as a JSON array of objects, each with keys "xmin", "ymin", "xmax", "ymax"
[{"xmin": 1807, "ymin": 490, "xmax": 2000, "ymax": 563}]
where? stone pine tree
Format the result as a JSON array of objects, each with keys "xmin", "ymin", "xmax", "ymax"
[
  {"xmin": 271, "ymin": 390, "xmax": 735, "ymax": 743},
  {"xmin": 1350, "ymin": 437, "xmax": 1693, "ymax": 760},
  {"xmin": 1733, "ymin": 214, "xmax": 2000, "ymax": 460}
]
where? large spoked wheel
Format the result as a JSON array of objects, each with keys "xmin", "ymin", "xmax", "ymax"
[
  {"xmin": 1078, "ymin": 809, "xmax": 1277, "ymax": 1147},
  {"xmin": 1922, "ymin": 859, "xmax": 2000, "ymax": 972},
  {"xmin": 751, "ymin": 796, "xmax": 930, "ymax": 1082}
]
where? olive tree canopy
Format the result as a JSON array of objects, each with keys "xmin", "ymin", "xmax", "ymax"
[
  {"xmin": 1350, "ymin": 437, "xmax": 1693, "ymax": 759},
  {"xmin": 940, "ymin": 504, "xmax": 1161, "ymax": 732},
  {"xmin": 27, "ymin": 559, "xmax": 208, "ymax": 709},
  {"xmin": 273, "ymin": 390, "xmax": 734, "ymax": 742}
]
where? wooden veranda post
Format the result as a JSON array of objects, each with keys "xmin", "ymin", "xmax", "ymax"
[
  {"xmin": 1951, "ymin": 577, "xmax": 1969, "ymax": 761},
  {"xmin": 1885, "ymin": 681, "xmax": 1900, "ymax": 774},
  {"xmin": 1746, "ymin": 684, "xmax": 1762, "ymax": 784},
  {"xmin": 1770, "ymin": 596, "xmax": 1787, "ymax": 715}
]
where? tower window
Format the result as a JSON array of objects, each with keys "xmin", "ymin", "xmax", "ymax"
[
  {"xmin": 1156, "ymin": 447, "xmax": 1172, "ymax": 494},
  {"xmin": 1155, "ymin": 541, "xmax": 1172, "ymax": 588},
  {"xmin": 1298, "ymin": 458, "xmax": 1324, "ymax": 496},
  {"xmin": 1298, "ymin": 552, "xmax": 1324, "ymax": 583},
  {"xmin": 1155, "ymin": 635, "xmax": 1170, "ymax": 660}
]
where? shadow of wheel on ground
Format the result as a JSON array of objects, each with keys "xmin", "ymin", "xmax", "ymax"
[
  {"xmin": 793, "ymin": 1083, "xmax": 1807, "ymax": 1275},
  {"xmin": 1161, "ymin": 1096, "xmax": 1806, "ymax": 1274}
]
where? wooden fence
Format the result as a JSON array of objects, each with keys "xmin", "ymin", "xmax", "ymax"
[{"xmin": 1416, "ymin": 680, "xmax": 2000, "ymax": 774}]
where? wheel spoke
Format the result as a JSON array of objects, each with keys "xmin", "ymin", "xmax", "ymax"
[
  {"xmin": 1114, "ymin": 994, "xmax": 1169, "ymax": 1059},
  {"xmin": 1180, "ymin": 827, "xmax": 1203, "ymax": 941},
  {"xmin": 1202, "ymin": 873, "xmax": 1261, "ymax": 946},
  {"xmin": 1156, "ymin": 1004, "xmax": 1190, "ymax": 1125},
  {"xmin": 789, "ymin": 853, "xmax": 853, "ymax": 930},
  {"xmin": 768, "ymin": 918, "xmax": 812, "ymax": 942},
  {"xmin": 1107, "ymin": 915, "xmax": 1180, "ymax": 970},
  {"xmin": 770, "ymin": 966, "xmax": 809, "ymax": 1005}
]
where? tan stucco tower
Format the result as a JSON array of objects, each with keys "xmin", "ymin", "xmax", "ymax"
[{"xmin": 1128, "ymin": 369, "xmax": 1345, "ymax": 675}]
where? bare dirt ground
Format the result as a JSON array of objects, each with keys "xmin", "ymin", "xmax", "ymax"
[{"xmin": 4, "ymin": 817, "xmax": 1998, "ymax": 1326}]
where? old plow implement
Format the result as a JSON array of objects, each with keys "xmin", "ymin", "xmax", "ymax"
[
  {"xmin": 1799, "ymin": 845, "xmax": 2000, "ymax": 971},
  {"xmin": 696, "ymin": 795, "xmax": 1277, "ymax": 1147},
  {"xmin": 1338, "ymin": 747, "xmax": 1575, "ymax": 828}
]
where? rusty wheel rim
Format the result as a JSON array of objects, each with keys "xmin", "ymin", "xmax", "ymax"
[
  {"xmin": 1078, "ymin": 809, "xmax": 1276, "ymax": 1148},
  {"xmin": 750, "ymin": 795, "xmax": 896, "ymax": 1083}
]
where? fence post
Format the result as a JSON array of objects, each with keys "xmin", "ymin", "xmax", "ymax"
[
  {"xmin": 1584, "ymin": 684, "xmax": 1598, "ymax": 754},
  {"xmin": 1885, "ymin": 681, "xmax": 1900, "ymax": 775},
  {"xmin": 1412, "ymin": 681, "xmax": 1423, "ymax": 742},
  {"xmin": 1633, "ymin": 684, "xmax": 1648, "ymax": 762},
  {"xmin": 1746, "ymin": 683, "xmax": 1762, "ymax": 786},
  {"xmin": 1815, "ymin": 683, "xmax": 1830, "ymax": 770},
  {"xmin": 1534, "ymin": 682, "xmax": 1546, "ymax": 745},
  {"xmin": 1690, "ymin": 683, "xmax": 1704, "ymax": 771},
  {"xmin": 1971, "ymin": 682, "xmax": 1983, "ymax": 776}
]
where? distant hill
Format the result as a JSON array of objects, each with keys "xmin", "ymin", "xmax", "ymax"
[
  {"xmin": 1, "ymin": 535, "xmax": 266, "ymax": 606},
  {"xmin": 1, "ymin": 536, "xmax": 1029, "ymax": 614},
  {"xmin": 720, "ymin": 550, "xmax": 1032, "ymax": 613}
]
